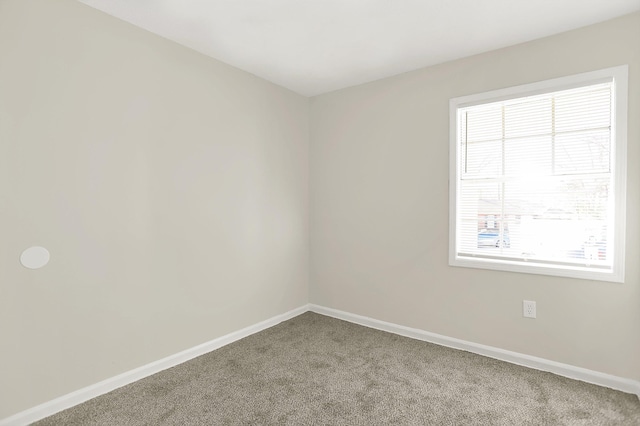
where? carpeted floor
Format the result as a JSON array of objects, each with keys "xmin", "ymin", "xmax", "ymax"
[{"xmin": 35, "ymin": 312, "xmax": 640, "ymax": 425}]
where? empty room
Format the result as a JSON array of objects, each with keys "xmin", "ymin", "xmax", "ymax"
[{"xmin": 1, "ymin": 0, "xmax": 639, "ymax": 424}]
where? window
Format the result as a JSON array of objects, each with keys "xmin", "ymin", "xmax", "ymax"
[{"xmin": 449, "ymin": 66, "xmax": 627, "ymax": 282}]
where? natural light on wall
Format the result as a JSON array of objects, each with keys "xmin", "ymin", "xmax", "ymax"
[{"xmin": 449, "ymin": 66, "xmax": 627, "ymax": 282}]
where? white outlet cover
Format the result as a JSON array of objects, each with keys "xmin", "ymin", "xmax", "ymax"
[
  {"xmin": 20, "ymin": 246, "xmax": 50, "ymax": 269},
  {"xmin": 523, "ymin": 300, "xmax": 537, "ymax": 318}
]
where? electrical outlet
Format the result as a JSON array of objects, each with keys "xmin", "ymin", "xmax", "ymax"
[{"xmin": 523, "ymin": 300, "xmax": 536, "ymax": 318}]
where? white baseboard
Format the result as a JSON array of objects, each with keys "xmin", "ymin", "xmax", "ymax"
[
  {"xmin": 309, "ymin": 304, "xmax": 640, "ymax": 399},
  {"xmin": 0, "ymin": 304, "xmax": 309, "ymax": 426},
  {"xmin": 4, "ymin": 302, "xmax": 639, "ymax": 425}
]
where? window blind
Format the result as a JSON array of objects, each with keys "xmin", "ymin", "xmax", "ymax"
[{"xmin": 455, "ymin": 81, "xmax": 614, "ymax": 269}]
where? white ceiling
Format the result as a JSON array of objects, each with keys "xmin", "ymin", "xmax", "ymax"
[{"xmin": 79, "ymin": 0, "xmax": 640, "ymax": 96}]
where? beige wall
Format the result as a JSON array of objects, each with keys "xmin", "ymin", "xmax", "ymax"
[
  {"xmin": 0, "ymin": 0, "xmax": 308, "ymax": 418},
  {"xmin": 1, "ymin": 0, "xmax": 639, "ymax": 420},
  {"xmin": 310, "ymin": 12, "xmax": 640, "ymax": 382}
]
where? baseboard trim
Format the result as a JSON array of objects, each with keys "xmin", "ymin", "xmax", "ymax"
[
  {"xmin": 308, "ymin": 304, "xmax": 640, "ymax": 399},
  {"xmin": 4, "ymin": 302, "xmax": 639, "ymax": 425},
  {"xmin": 0, "ymin": 304, "xmax": 309, "ymax": 426}
]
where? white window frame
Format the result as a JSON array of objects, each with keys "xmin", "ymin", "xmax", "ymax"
[{"xmin": 449, "ymin": 66, "xmax": 627, "ymax": 283}]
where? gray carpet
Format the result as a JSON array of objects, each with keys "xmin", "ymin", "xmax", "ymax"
[{"xmin": 35, "ymin": 312, "xmax": 640, "ymax": 425}]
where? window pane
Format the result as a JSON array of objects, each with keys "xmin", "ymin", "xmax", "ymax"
[
  {"xmin": 555, "ymin": 129, "xmax": 610, "ymax": 174},
  {"xmin": 503, "ymin": 177, "xmax": 610, "ymax": 265},
  {"xmin": 466, "ymin": 105, "xmax": 502, "ymax": 142},
  {"xmin": 504, "ymin": 97, "xmax": 551, "ymax": 139},
  {"xmin": 555, "ymin": 85, "xmax": 611, "ymax": 133},
  {"xmin": 458, "ymin": 181, "xmax": 503, "ymax": 254},
  {"xmin": 463, "ymin": 139, "xmax": 502, "ymax": 178},
  {"xmin": 504, "ymin": 135, "xmax": 552, "ymax": 176}
]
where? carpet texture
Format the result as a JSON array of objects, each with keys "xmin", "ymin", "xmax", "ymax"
[{"xmin": 35, "ymin": 312, "xmax": 640, "ymax": 425}]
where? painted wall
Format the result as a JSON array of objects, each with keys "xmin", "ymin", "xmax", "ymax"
[
  {"xmin": 0, "ymin": 0, "xmax": 308, "ymax": 418},
  {"xmin": 1, "ymin": 0, "xmax": 639, "ymax": 420},
  {"xmin": 310, "ymin": 13, "xmax": 640, "ymax": 381}
]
